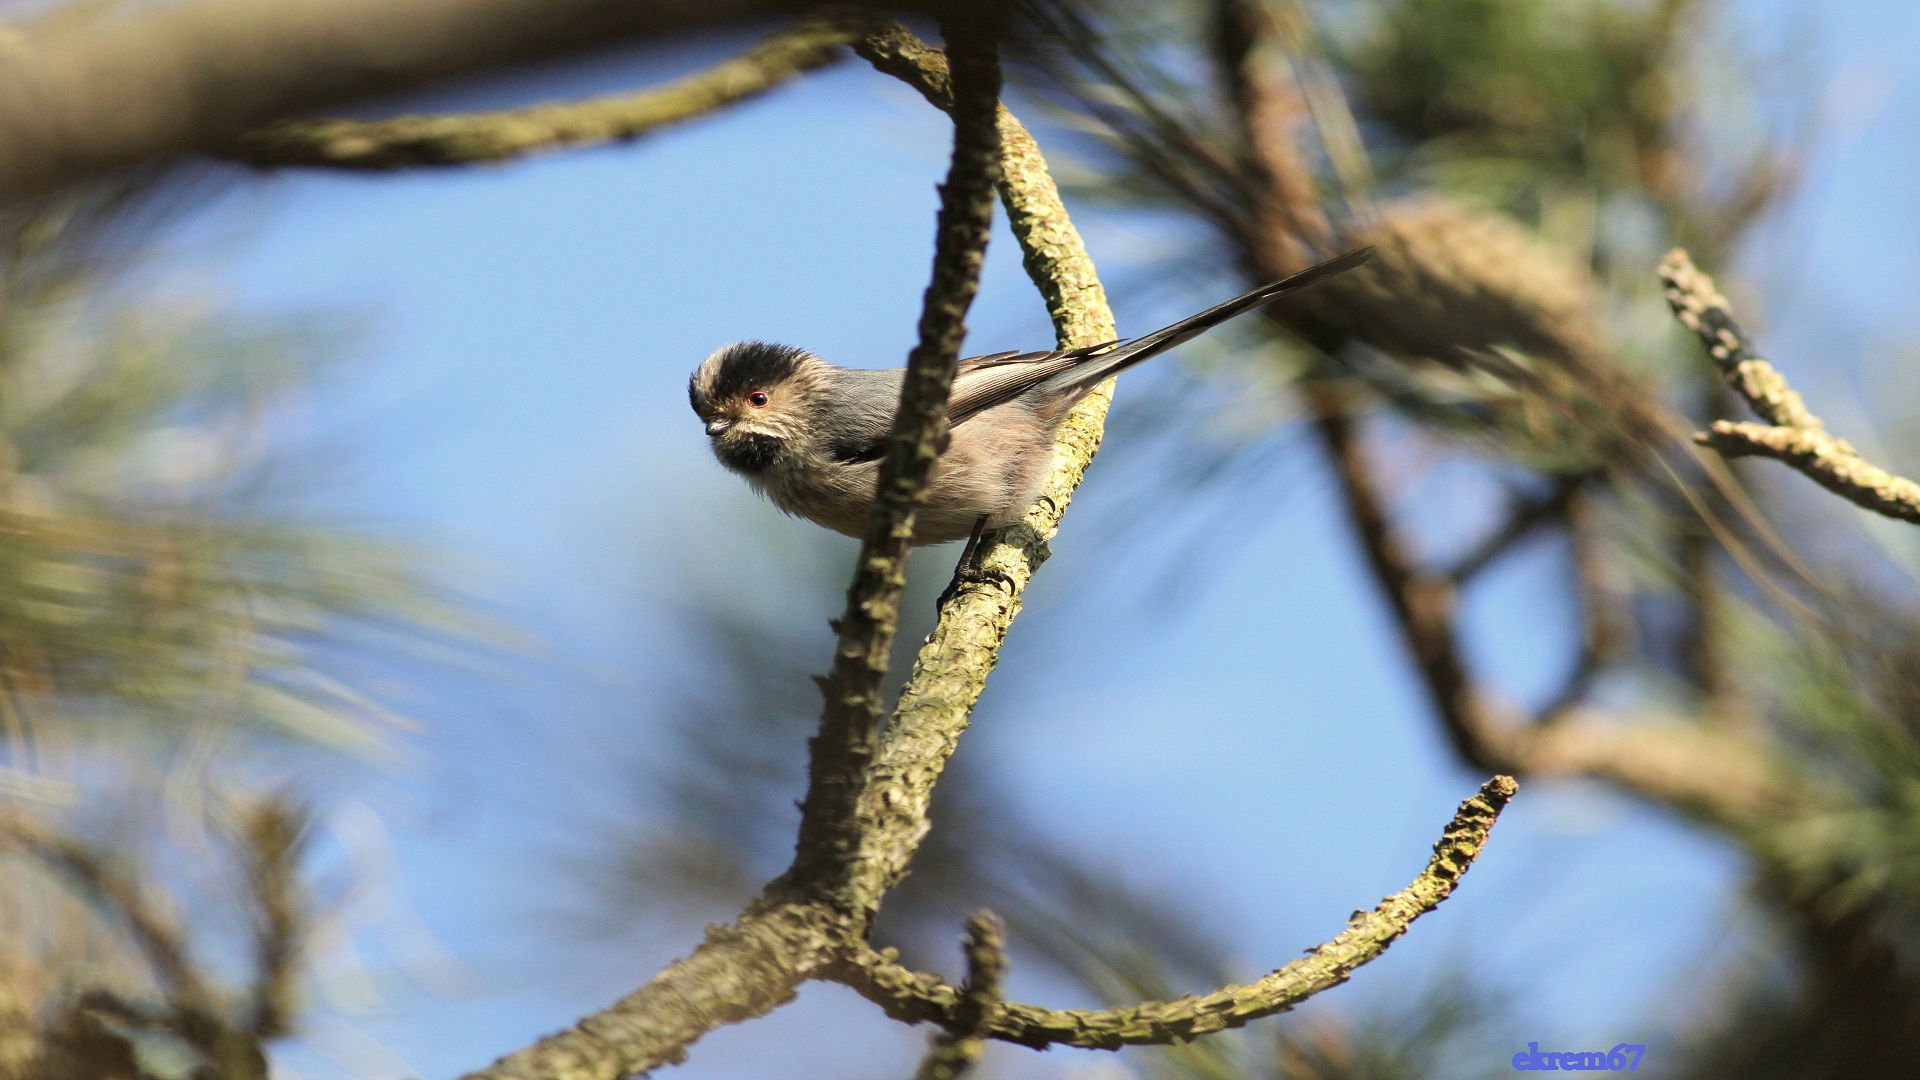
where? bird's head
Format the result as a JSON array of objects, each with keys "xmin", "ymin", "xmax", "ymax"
[{"xmin": 689, "ymin": 341, "xmax": 823, "ymax": 474}]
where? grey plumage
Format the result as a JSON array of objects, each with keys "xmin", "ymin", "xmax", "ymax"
[{"xmin": 689, "ymin": 248, "xmax": 1370, "ymax": 545}]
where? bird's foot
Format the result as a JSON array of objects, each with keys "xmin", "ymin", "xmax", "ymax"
[{"xmin": 937, "ymin": 564, "xmax": 1016, "ymax": 610}]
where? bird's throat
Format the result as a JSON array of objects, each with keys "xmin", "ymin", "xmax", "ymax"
[{"xmin": 715, "ymin": 432, "xmax": 784, "ymax": 474}]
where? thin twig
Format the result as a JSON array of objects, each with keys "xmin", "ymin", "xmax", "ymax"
[
  {"xmin": 1445, "ymin": 478, "xmax": 1584, "ymax": 585},
  {"xmin": 911, "ymin": 911, "xmax": 1006, "ymax": 1080},
  {"xmin": 1661, "ymin": 248, "xmax": 1920, "ymax": 524},
  {"xmin": 837, "ymin": 777, "xmax": 1519, "ymax": 1049},
  {"xmin": 239, "ymin": 798, "xmax": 311, "ymax": 1040},
  {"xmin": 1535, "ymin": 487, "xmax": 1624, "ymax": 724},
  {"xmin": 235, "ymin": 13, "xmax": 868, "ymax": 170}
]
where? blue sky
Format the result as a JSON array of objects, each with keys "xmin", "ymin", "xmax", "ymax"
[{"xmin": 138, "ymin": 5, "xmax": 1920, "ymax": 1078}]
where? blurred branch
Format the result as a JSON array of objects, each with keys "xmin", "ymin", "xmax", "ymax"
[
  {"xmin": 1308, "ymin": 388, "xmax": 1801, "ymax": 824},
  {"xmin": 0, "ymin": 811, "xmax": 219, "ymax": 1030},
  {"xmin": 1538, "ymin": 488, "xmax": 1625, "ymax": 724},
  {"xmin": 911, "ymin": 911, "xmax": 1006, "ymax": 1080},
  {"xmin": 1661, "ymin": 249, "xmax": 1920, "ymax": 524},
  {"xmin": 0, "ymin": 810, "xmax": 271, "ymax": 1079},
  {"xmin": 1189, "ymin": 6, "xmax": 1811, "ymax": 824},
  {"xmin": 236, "ymin": 13, "xmax": 867, "ymax": 170},
  {"xmin": 0, "ymin": 0, "xmax": 986, "ymax": 206},
  {"xmin": 459, "ymin": 14, "xmax": 1009, "ymax": 1080},
  {"xmin": 1310, "ymin": 387, "xmax": 1505, "ymax": 769},
  {"xmin": 1211, "ymin": 0, "xmax": 1333, "ymax": 269},
  {"xmin": 835, "ymin": 777, "xmax": 1518, "ymax": 1050},
  {"xmin": 1445, "ymin": 477, "xmax": 1583, "ymax": 585},
  {"xmin": 238, "ymin": 798, "xmax": 312, "ymax": 1041}
]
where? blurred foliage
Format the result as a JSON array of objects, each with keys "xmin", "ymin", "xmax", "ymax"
[
  {"xmin": 0, "ymin": 181, "xmax": 446, "ymax": 767},
  {"xmin": 0, "ymin": 177, "xmax": 449, "ymax": 1078},
  {"xmin": 0, "ymin": 789, "xmax": 315, "ymax": 1080}
]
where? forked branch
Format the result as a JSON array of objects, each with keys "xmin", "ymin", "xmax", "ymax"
[
  {"xmin": 460, "ymin": 19, "xmax": 1501, "ymax": 1079},
  {"xmin": 459, "ymin": 17, "xmax": 1009, "ymax": 1080},
  {"xmin": 783, "ymin": 11, "xmax": 1005, "ymax": 905},
  {"xmin": 1661, "ymin": 248, "xmax": 1920, "ymax": 524}
]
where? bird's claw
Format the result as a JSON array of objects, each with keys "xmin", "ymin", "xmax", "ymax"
[{"xmin": 937, "ymin": 565, "xmax": 1015, "ymax": 610}]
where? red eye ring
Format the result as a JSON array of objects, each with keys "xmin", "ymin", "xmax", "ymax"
[{"xmin": 747, "ymin": 391, "xmax": 769, "ymax": 408}]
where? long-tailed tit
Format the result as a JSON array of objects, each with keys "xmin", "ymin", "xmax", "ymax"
[{"xmin": 689, "ymin": 248, "xmax": 1369, "ymax": 547}]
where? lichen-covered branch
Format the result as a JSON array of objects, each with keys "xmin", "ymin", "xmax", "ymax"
[
  {"xmin": 1660, "ymin": 248, "xmax": 1920, "ymax": 524},
  {"xmin": 845, "ymin": 20, "xmax": 1120, "ymax": 916},
  {"xmin": 783, "ymin": 14, "xmax": 1004, "ymax": 905},
  {"xmin": 236, "ymin": 13, "xmax": 866, "ymax": 170},
  {"xmin": 835, "ymin": 777, "xmax": 1518, "ymax": 1049},
  {"xmin": 459, "ymin": 18, "xmax": 1008, "ymax": 1080},
  {"xmin": 911, "ymin": 911, "xmax": 1006, "ymax": 1080},
  {"xmin": 458, "ymin": 899, "xmax": 852, "ymax": 1080},
  {"xmin": 0, "ymin": 0, "xmax": 983, "ymax": 206}
]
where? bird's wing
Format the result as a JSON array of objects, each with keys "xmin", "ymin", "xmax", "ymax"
[
  {"xmin": 825, "ymin": 342, "xmax": 1122, "ymax": 465},
  {"xmin": 948, "ymin": 341, "xmax": 1120, "ymax": 427}
]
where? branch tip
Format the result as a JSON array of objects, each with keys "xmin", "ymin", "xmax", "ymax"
[
  {"xmin": 1661, "ymin": 249, "xmax": 1920, "ymax": 524},
  {"xmin": 834, "ymin": 776, "xmax": 1518, "ymax": 1050}
]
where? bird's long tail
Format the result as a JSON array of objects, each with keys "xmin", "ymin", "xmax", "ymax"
[{"xmin": 1045, "ymin": 247, "xmax": 1372, "ymax": 394}]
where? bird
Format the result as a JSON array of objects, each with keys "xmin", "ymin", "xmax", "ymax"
[{"xmin": 689, "ymin": 248, "xmax": 1370, "ymax": 551}]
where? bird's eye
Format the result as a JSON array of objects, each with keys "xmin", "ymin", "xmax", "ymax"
[{"xmin": 747, "ymin": 391, "xmax": 770, "ymax": 408}]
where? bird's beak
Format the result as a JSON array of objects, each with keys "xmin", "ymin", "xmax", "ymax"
[{"xmin": 705, "ymin": 418, "xmax": 732, "ymax": 436}]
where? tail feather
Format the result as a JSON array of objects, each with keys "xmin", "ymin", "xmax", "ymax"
[{"xmin": 1045, "ymin": 247, "xmax": 1372, "ymax": 394}]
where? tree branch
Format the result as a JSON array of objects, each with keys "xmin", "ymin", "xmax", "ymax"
[
  {"xmin": 782, "ymin": 12, "xmax": 1005, "ymax": 905},
  {"xmin": 0, "ymin": 0, "xmax": 974, "ymax": 205},
  {"xmin": 238, "ymin": 798, "xmax": 311, "ymax": 1041},
  {"xmin": 1304, "ymin": 388, "xmax": 1802, "ymax": 821},
  {"xmin": 1309, "ymin": 387, "xmax": 1509, "ymax": 770},
  {"xmin": 911, "ymin": 911, "xmax": 1006, "ymax": 1080},
  {"xmin": 458, "ymin": 16, "xmax": 1009, "ymax": 1078},
  {"xmin": 834, "ymin": 777, "xmax": 1519, "ymax": 1049},
  {"xmin": 235, "ymin": 13, "xmax": 866, "ymax": 170},
  {"xmin": 1445, "ymin": 478, "xmax": 1583, "ymax": 585},
  {"xmin": 458, "ymin": 899, "xmax": 853, "ymax": 1080},
  {"xmin": 841, "ymin": 22, "xmax": 1120, "ymax": 916},
  {"xmin": 1660, "ymin": 248, "xmax": 1920, "ymax": 524}
]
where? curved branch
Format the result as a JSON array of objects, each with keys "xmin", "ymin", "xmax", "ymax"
[
  {"xmin": 782, "ymin": 12, "xmax": 1004, "ymax": 905},
  {"xmin": 845, "ymin": 20, "xmax": 1120, "ymax": 915},
  {"xmin": 1661, "ymin": 249, "xmax": 1920, "ymax": 524},
  {"xmin": 459, "ymin": 16, "xmax": 1009, "ymax": 1079},
  {"xmin": 236, "ymin": 14, "xmax": 865, "ymax": 170},
  {"xmin": 834, "ymin": 777, "xmax": 1519, "ymax": 1049}
]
